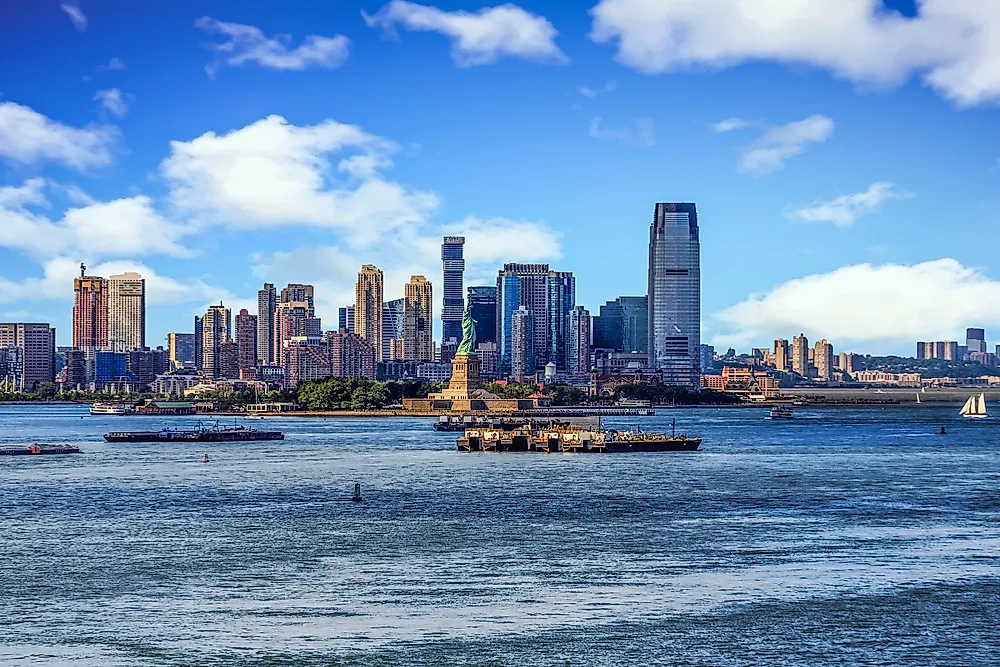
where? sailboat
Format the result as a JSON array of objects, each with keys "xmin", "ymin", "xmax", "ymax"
[
  {"xmin": 960, "ymin": 393, "xmax": 989, "ymax": 419},
  {"xmin": 915, "ymin": 393, "xmax": 921, "ymax": 404}
]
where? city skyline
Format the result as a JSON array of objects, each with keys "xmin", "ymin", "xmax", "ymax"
[{"xmin": 3, "ymin": 2, "xmax": 1000, "ymax": 356}]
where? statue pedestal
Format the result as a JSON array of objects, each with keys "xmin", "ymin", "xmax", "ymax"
[{"xmin": 435, "ymin": 353, "xmax": 484, "ymax": 400}]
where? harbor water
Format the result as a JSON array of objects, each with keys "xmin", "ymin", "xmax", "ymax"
[{"xmin": 2, "ymin": 404, "xmax": 1000, "ymax": 665}]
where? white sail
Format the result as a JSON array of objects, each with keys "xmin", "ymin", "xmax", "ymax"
[
  {"xmin": 960, "ymin": 395, "xmax": 977, "ymax": 416},
  {"xmin": 961, "ymin": 393, "xmax": 988, "ymax": 417},
  {"xmin": 978, "ymin": 393, "xmax": 988, "ymax": 415},
  {"xmin": 916, "ymin": 393, "xmax": 921, "ymax": 404}
]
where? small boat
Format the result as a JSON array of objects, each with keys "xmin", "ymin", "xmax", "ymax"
[
  {"xmin": 90, "ymin": 401, "xmax": 135, "ymax": 416},
  {"xmin": 916, "ymin": 393, "xmax": 921, "ymax": 404},
  {"xmin": 769, "ymin": 406, "xmax": 794, "ymax": 420},
  {"xmin": 960, "ymin": 393, "xmax": 989, "ymax": 419},
  {"xmin": 0, "ymin": 444, "xmax": 81, "ymax": 456}
]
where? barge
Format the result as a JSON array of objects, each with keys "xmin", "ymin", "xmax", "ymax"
[
  {"xmin": 105, "ymin": 422, "xmax": 284, "ymax": 443},
  {"xmin": 0, "ymin": 444, "xmax": 81, "ymax": 456},
  {"xmin": 457, "ymin": 419, "xmax": 701, "ymax": 453}
]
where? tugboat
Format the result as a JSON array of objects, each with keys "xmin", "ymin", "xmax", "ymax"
[
  {"xmin": 0, "ymin": 444, "xmax": 81, "ymax": 456},
  {"xmin": 104, "ymin": 421, "xmax": 284, "ymax": 443},
  {"xmin": 769, "ymin": 405, "xmax": 794, "ymax": 420}
]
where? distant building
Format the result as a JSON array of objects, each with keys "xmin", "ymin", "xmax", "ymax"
[
  {"xmin": 218, "ymin": 341, "xmax": 240, "ymax": 380},
  {"xmin": 257, "ymin": 283, "xmax": 276, "ymax": 365},
  {"xmin": 476, "ymin": 341, "xmax": 500, "ymax": 381},
  {"xmin": 791, "ymin": 334, "xmax": 809, "ymax": 376},
  {"xmin": 917, "ymin": 341, "xmax": 960, "ymax": 360},
  {"xmin": 127, "ymin": 348, "xmax": 170, "ymax": 389},
  {"xmin": 235, "ymin": 309, "xmax": 258, "ymax": 379},
  {"xmin": 280, "ymin": 284, "xmax": 315, "ymax": 314},
  {"xmin": 547, "ymin": 270, "xmax": 575, "ymax": 369},
  {"xmin": 274, "ymin": 301, "xmax": 321, "ymax": 365},
  {"xmin": 389, "ymin": 337, "xmax": 405, "ymax": 361},
  {"xmin": 283, "ymin": 339, "xmax": 333, "ymax": 388},
  {"xmin": 200, "ymin": 304, "xmax": 231, "ymax": 378},
  {"xmin": 73, "ymin": 266, "xmax": 108, "ymax": 350},
  {"xmin": 566, "ymin": 306, "xmax": 591, "ymax": 375},
  {"xmin": 773, "ymin": 339, "xmax": 789, "ymax": 372},
  {"xmin": 699, "ymin": 344, "xmax": 716, "ymax": 372},
  {"xmin": 0, "ymin": 323, "xmax": 55, "ymax": 390},
  {"xmin": 404, "ymin": 276, "xmax": 433, "ymax": 362},
  {"xmin": 94, "ymin": 350, "xmax": 128, "ymax": 390},
  {"xmin": 63, "ymin": 349, "xmax": 87, "ymax": 389},
  {"xmin": 648, "ymin": 203, "xmax": 700, "ymax": 387},
  {"xmin": 355, "ymin": 265, "xmax": 384, "ymax": 361},
  {"xmin": 854, "ymin": 370, "xmax": 922, "ymax": 387},
  {"xmin": 700, "ymin": 366, "xmax": 779, "ymax": 399},
  {"xmin": 467, "ymin": 286, "xmax": 497, "ymax": 345},
  {"xmin": 0, "ymin": 347, "xmax": 23, "ymax": 391},
  {"xmin": 967, "ymin": 328, "xmax": 987, "ymax": 354},
  {"xmin": 593, "ymin": 296, "xmax": 648, "ymax": 353},
  {"xmin": 814, "ymin": 339, "xmax": 834, "ymax": 381},
  {"xmin": 441, "ymin": 236, "xmax": 466, "ymax": 348},
  {"xmin": 338, "ymin": 306, "xmax": 355, "ymax": 334},
  {"xmin": 970, "ymin": 351, "xmax": 997, "ymax": 368},
  {"xmin": 416, "ymin": 362, "xmax": 452, "ymax": 383},
  {"xmin": 107, "ymin": 272, "xmax": 145, "ymax": 352},
  {"xmin": 383, "ymin": 298, "xmax": 405, "ymax": 362},
  {"xmin": 837, "ymin": 352, "xmax": 860, "ymax": 376},
  {"xmin": 327, "ymin": 330, "xmax": 377, "ymax": 380},
  {"xmin": 511, "ymin": 307, "xmax": 536, "ymax": 382},
  {"xmin": 497, "ymin": 263, "xmax": 550, "ymax": 373},
  {"xmin": 593, "ymin": 351, "xmax": 649, "ymax": 375},
  {"xmin": 167, "ymin": 333, "xmax": 195, "ymax": 369}
]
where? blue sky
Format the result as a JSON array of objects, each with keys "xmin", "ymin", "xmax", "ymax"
[{"xmin": 1, "ymin": 0, "xmax": 999, "ymax": 355}]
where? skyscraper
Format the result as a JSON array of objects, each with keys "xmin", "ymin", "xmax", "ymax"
[
  {"xmin": 73, "ymin": 265, "xmax": 108, "ymax": 350},
  {"xmin": 274, "ymin": 301, "xmax": 322, "ymax": 368},
  {"xmin": 547, "ymin": 270, "xmax": 575, "ymax": 369},
  {"xmin": 327, "ymin": 330, "xmax": 377, "ymax": 380},
  {"xmin": 593, "ymin": 296, "xmax": 647, "ymax": 353},
  {"xmin": 466, "ymin": 286, "xmax": 497, "ymax": 345},
  {"xmin": 441, "ymin": 236, "xmax": 465, "ymax": 347},
  {"xmin": 511, "ymin": 307, "xmax": 535, "ymax": 382},
  {"xmin": 355, "ymin": 265, "xmax": 384, "ymax": 361},
  {"xmin": 967, "ymin": 328, "xmax": 987, "ymax": 354},
  {"xmin": 647, "ymin": 203, "xmax": 700, "ymax": 387},
  {"xmin": 193, "ymin": 316, "xmax": 202, "ymax": 371},
  {"xmin": 200, "ymin": 304, "xmax": 231, "ymax": 378},
  {"xmin": 496, "ymin": 273, "xmax": 519, "ymax": 374},
  {"xmin": 257, "ymin": 283, "xmax": 276, "ymax": 365},
  {"xmin": 0, "ymin": 323, "xmax": 55, "ymax": 390},
  {"xmin": 107, "ymin": 272, "xmax": 145, "ymax": 352},
  {"xmin": 404, "ymin": 276, "xmax": 433, "ymax": 362},
  {"xmin": 280, "ymin": 284, "xmax": 315, "ymax": 315},
  {"xmin": 774, "ymin": 339, "xmax": 789, "ymax": 372},
  {"xmin": 167, "ymin": 333, "xmax": 195, "ymax": 369},
  {"xmin": 791, "ymin": 334, "xmax": 809, "ymax": 377},
  {"xmin": 235, "ymin": 308, "xmax": 258, "ymax": 378},
  {"xmin": 566, "ymin": 306, "xmax": 591, "ymax": 375},
  {"xmin": 496, "ymin": 263, "xmax": 549, "ymax": 373},
  {"xmin": 814, "ymin": 339, "xmax": 834, "ymax": 380},
  {"xmin": 338, "ymin": 306, "xmax": 355, "ymax": 334},
  {"xmin": 382, "ymin": 297, "xmax": 405, "ymax": 361}
]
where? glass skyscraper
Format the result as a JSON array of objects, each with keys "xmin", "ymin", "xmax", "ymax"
[
  {"xmin": 467, "ymin": 286, "xmax": 497, "ymax": 345},
  {"xmin": 648, "ymin": 202, "xmax": 700, "ymax": 387},
  {"xmin": 441, "ymin": 237, "xmax": 465, "ymax": 346},
  {"xmin": 546, "ymin": 271, "xmax": 575, "ymax": 369},
  {"xmin": 593, "ymin": 296, "xmax": 647, "ymax": 353}
]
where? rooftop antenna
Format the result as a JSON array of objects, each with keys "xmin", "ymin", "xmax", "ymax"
[{"xmin": 80, "ymin": 263, "xmax": 86, "ymax": 277}]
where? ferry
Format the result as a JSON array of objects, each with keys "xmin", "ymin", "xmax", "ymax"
[
  {"xmin": 0, "ymin": 444, "xmax": 81, "ymax": 456},
  {"xmin": 457, "ymin": 418, "xmax": 700, "ymax": 454},
  {"xmin": 769, "ymin": 406, "xmax": 794, "ymax": 420},
  {"xmin": 90, "ymin": 402, "xmax": 136, "ymax": 416},
  {"xmin": 104, "ymin": 421, "xmax": 284, "ymax": 443}
]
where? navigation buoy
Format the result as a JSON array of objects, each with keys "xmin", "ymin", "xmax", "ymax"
[
  {"xmin": 352, "ymin": 482, "xmax": 362, "ymax": 502},
  {"xmin": 939, "ymin": 426, "xmax": 947, "ymax": 435},
  {"xmin": 203, "ymin": 453, "xmax": 209, "ymax": 463}
]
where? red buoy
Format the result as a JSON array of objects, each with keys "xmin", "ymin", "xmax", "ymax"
[{"xmin": 203, "ymin": 453, "xmax": 209, "ymax": 463}]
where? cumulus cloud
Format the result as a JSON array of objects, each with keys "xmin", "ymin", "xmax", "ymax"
[
  {"xmin": 93, "ymin": 88, "xmax": 133, "ymax": 118},
  {"xmin": 60, "ymin": 2, "xmax": 87, "ymax": 32},
  {"xmin": 712, "ymin": 117, "xmax": 751, "ymax": 133},
  {"xmin": 195, "ymin": 17, "xmax": 351, "ymax": 78},
  {"xmin": 97, "ymin": 57, "xmax": 126, "ymax": 72},
  {"xmin": 786, "ymin": 182, "xmax": 911, "ymax": 227},
  {"xmin": 588, "ymin": 116, "xmax": 655, "ymax": 147},
  {"xmin": 713, "ymin": 259, "xmax": 1000, "ymax": 354},
  {"xmin": 363, "ymin": 1, "xmax": 568, "ymax": 66},
  {"xmin": 0, "ymin": 102, "xmax": 118, "ymax": 170},
  {"xmin": 588, "ymin": 0, "xmax": 1000, "ymax": 108},
  {"xmin": 736, "ymin": 115, "xmax": 834, "ymax": 176},
  {"xmin": 578, "ymin": 80, "xmax": 618, "ymax": 97}
]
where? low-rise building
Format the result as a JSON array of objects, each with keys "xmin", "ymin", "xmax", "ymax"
[{"xmin": 854, "ymin": 370, "xmax": 922, "ymax": 387}]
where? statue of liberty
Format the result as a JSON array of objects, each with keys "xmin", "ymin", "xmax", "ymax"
[{"xmin": 456, "ymin": 307, "xmax": 477, "ymax": 356}]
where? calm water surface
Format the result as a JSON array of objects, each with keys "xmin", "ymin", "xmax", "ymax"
[{"xmin": 2, "ymin": 404, "xmax": 999, "ymax": 665}]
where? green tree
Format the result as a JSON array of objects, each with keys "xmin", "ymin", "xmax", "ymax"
[{"xmin": 543, "ymin": 384, "xmax": 588, "ymax": 406}]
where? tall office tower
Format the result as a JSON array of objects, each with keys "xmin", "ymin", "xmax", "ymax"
[
  {"xmin": 200, "ymin": 304, "xmax": 231, "ymax": 378},
  {"xmin": 73, "ymin": 265, "xmax": 108, "ymax": 350},
  {"xmin": 967, "ymin": 328, "xmax": 987, "ymax": 354},
  {"xmin": 127, "ymin": 348, "xmax": 170, "ymax": 389},
  {"xmin": 107, "ymin": 272, "xmax": 145, "ymax": 352},
  {"xmin": 355, "ymin": 265, "xmax": 384, "ymax": 361},
  {"xmin": 441, "ymin": 236, "xmax": 466, "ymax": 346},
  {"xmin": 774, "ymin": 339, "xmax": 790, "ymax": 372},
  {"xmin": 510, "ymin": 307, "xmax": 535, "ymax": 382},
  {"xmin": 0, "ymin": 323, "xmax": 55, "ymax": 390},
  {"xmin": 167, "ymin": 333, "xmax": 195, "ymax": 369},
  {"xmin": 257, "ymin": 283, "xmax": 276, "ymax": 365},
  {"xmin": 338, "ymin": 306, "xmax": 356, "ymax": 334},
  {"xmin": 791, "ymin": 334, "xmax": 809, "ymax": 376},
  {"xmin": 838, "ymin": 352, "xmax": 857, "ymax": 376},
  {"xmin": 547, "ymin": 271, "xmax": 575, "ymax": 369},
  {"xmin": 382, "ymin": 297, "xmax": 405, "ymax": 361},
  {"xmin": 566, "ymin": 306, "xmax": 591, "ymax": 375},
  {"xmin": 648, "ymin": 203, "xmax": 700, "ymax": 386},
  {"xmin": 814, "ymin": 339, "xmax": 834, "ymax": 380},
  {"xmin": 389, "ymin": 338, "xmax": 406, "ymax": 361},
  {"xmin": 193, "ymin": 316, "xmax": 203, "ymax": 371},
  {"xmin": 699, "ymin": 344, "xmax": 715, "ymax": 372},
  {"xmin": 280, "ymin": 283, "xmax": 315, "ymax": 315},
  {"xmin": 274, "ymin": 301, "xmax": 322, "ymax": 364},
  {"xmin": 496, "ymin": 263, "xmax": 550, "ymax": 374},
  {"xmin": 404, "ymin": 276, "xmax": 433, "ymax": 362},
  {"xmin": 235, "ymin": 309, "xmax": 258, "ymax": 378},
  {"xmin": 466, "ymin": 286, "xmax": 497, "ymax": 345},
  {"xmin": 593, "ymin": 296, "xmax": 648, "ymax": 352},
  {"xmin": 327, "ymin": 330, "xmax": 377, "ymax": 380}
]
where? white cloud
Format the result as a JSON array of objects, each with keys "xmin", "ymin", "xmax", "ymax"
[
  {"xmin": 0, "ymin": 102, "xmax": 118, "ymax": 170},
  {"xmin": 713, "ymin": 259, "xmax": 1000, "ymax": 354},
  {"xmin": 712, "ymin": 117, "xmax": 751, "ymax": 133},
  {"xmin": 578, "ymin": 80, "xmax": 618, "ymax": 97},
  {"xmin": 94, "ymin": 88, "xmax": 133, "ymax": 118},
  {"xmin": 787, "ymin": 182, "xmax": 911, "ymax": 227},
  {"xmin": 194, "ymin": 17, "xmax": 351, "ymax": 78},
  {"xmin": 588, "ymin": 116, "xmax": 655, "ymax": 147},
  {"xmin": 737, "ymin": 115, "xmax": 834, "ymax": 176},
  {"xmin": 97, "ymin": 57, "xmax": 126, "ymax": 72},
  {"xmin": 363, "ymin": 1, "xmax": 568, "ymax": 66},
  {"xmin": 160, "ymin": 114, "xmax": 439, "ymax": 245},
  {"xmin": 60, "ymin": 2, "xmax": 87, "ymax": 32},
  {"xmin": 588, "ymin": 0, "xmax": 1000, "ymax": 108}
]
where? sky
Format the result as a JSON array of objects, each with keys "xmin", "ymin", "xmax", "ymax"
[{"xmin": 1, "ymin": 0, "xmax": 999, "ymax": 356}]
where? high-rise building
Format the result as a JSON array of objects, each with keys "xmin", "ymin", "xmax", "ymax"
[
  {"xmin": 774, "ymin": 339, "xmax": 789, "ymax": 372},
  {"xmin": 791, "ymin": 334, "xmax": 809, "ymax": 376},
  {"xmin": 838, "ymin": 352, "xmax": 860, "ymax": 376},
  {"xmin": 107, "ymin": 272, "xmax": 145, "ymax": 352},
  {"xmin": 280, "ymin": 284, "xmax": 315, "ymax": 315},
  {"xmin": 389, "ymin": 338, "xmax": 406, "ymax": 361},
  {"xmin": 235, "ymin": 309, "xmax": 258, "ymax": 378},
  {"xmin": 167, "ymin": 333, "xmax": 195, "ymax": 369},
  {"xmin": 0, "ymin": 323, "xmax": 55, "ymax": 390},
  {"xmin": 967, "ymin": 328, "xmax": 987, "ymax": 354},
  {"xmin": 274, "ymin": 301, "xmax": 322, "ymax": 366},
  {"xmin": 127, "ymin": 347, "xmax": 169, "ymax": 389},
  {"xmin": 283, "ymin": 339, "xmax": 333, "ymax": 388},
  {"xmin": 327, "ymin": 330, "xmax": 377, "ymax": 380},
  {"xmin": 73, "ymin": 265, "xmax": 108, "ymax": 350},
  {"xmin": 918, "ymin": 341, "xmax": 960, "ymax": 360},
  {"xmin": 467, "ymin": 286, "xmax": 497, "ymax": 345},
  {"xmin": 441, "ymin": 236, "xmax": 465, "ymax": 347},
  {"xmin": 338, "ymin": 306, "xmax": 355, "ymax": 334},
  {"xmin": 593, "ymin": 296, "xmax": 648, "ymax": 353},
  {"xmin": 814, "ymin": 339, "xmax": 834, "ymax": 380},
  {"xmin": 193, "ymin": 316, "xmax": 202, "ymax": 371},
  {"xmin": 218, "ymin": 341, "xmax": 241, "ymax": 380},
  {"xmin": 94, "ymin": 350, "xmax": 128, "ymax": 390},
  {"xmin": 200, "ymin": 304, "xmax": 231, "ymax": 378},
  {"xmin": 566, "ymin": 306, "xmax": 591, "ymax": 375},
  {"xmin": 496, "ymin": 263, "xmax": 549, "ymax": 374},
  {"xmin": 699, "ymin": 344, "xmax": 715, "ymax": 372},
  {"xmin": 355, "ymin": 265, "xmax": 384, "ymax": 361},
  {"xmin": 647, "ymin": 203, "xmax": 700, "ymax": 387},
  {"xmin": 511, "ymin": 307, "xmax": 535, "ymax": 382},
  {"xmin": 476, "ymin": 341, "xmax": 500, "ymax": 381},
  {"xmin": 404, "ymin": 276, "xmax": 433, "ymax": 362},
  {"xmin": 383, "ymin": 298, "xmax": 405, "ymax": 361},
  {"xmin": 547, "ymin": 271, "xmax": 575, "ymax": 369},
  {"xmin": 257, "ymin": 283, "xmax": 276, "ymax": 365}
]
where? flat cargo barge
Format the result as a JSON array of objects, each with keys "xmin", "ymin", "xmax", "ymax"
[
  {"xmin": 105, "ymin": 423, "xmax": 284, "ymax": 443},
  {"xmin": 0, "ymin": 444, "xmax": 81, "ymax": 456},
  {"xmin": 457, "ymin": 419, "xmax": 701, "ymax": 454}
]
